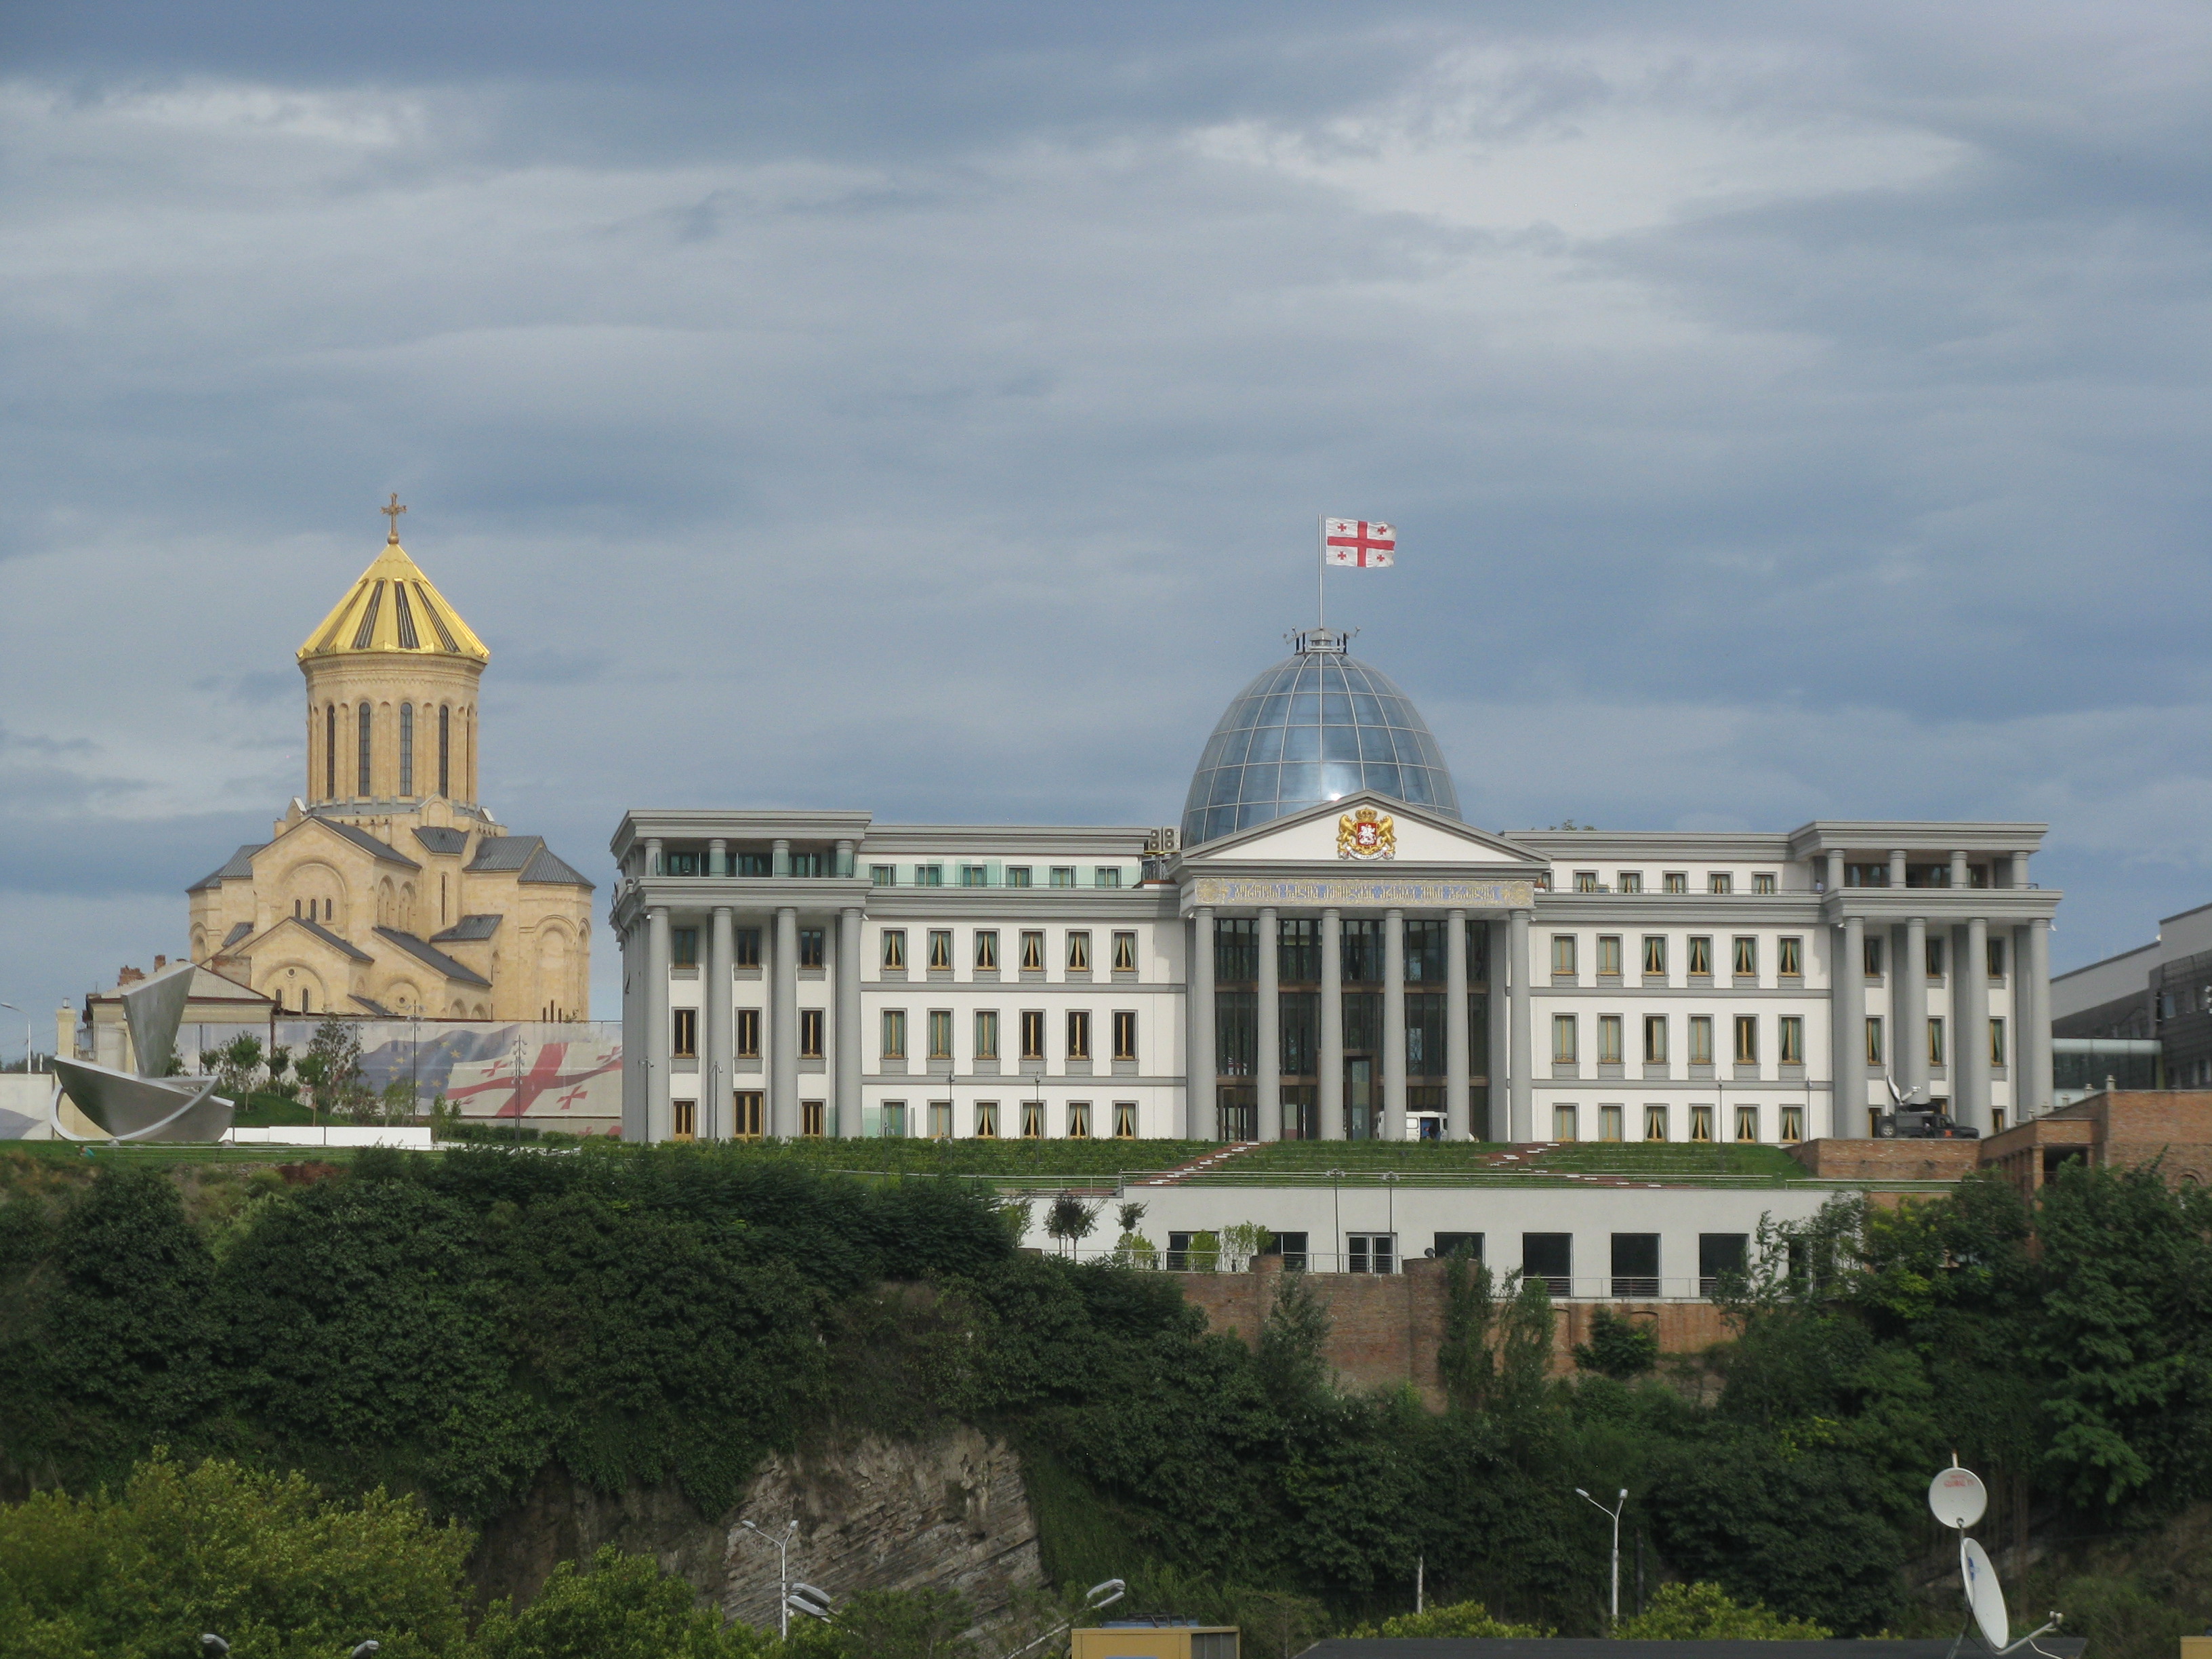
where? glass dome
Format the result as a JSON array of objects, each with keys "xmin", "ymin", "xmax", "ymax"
[{"xmin": 1181, "ymin": 630, "xmax": 1461, "ymax": 846}]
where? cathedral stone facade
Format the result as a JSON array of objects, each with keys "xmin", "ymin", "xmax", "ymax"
[{"xmin": 188, "ymin": 512, "xmax": 593, "ymax": 1020}]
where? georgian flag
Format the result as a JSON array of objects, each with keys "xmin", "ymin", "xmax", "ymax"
[{"xmin": 1324, "ymin": 518, "xmax": 1395, "ymax": 567}]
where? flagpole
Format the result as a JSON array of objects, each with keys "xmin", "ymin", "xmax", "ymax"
[{"xmin": 1317, "ymin": 514, "xmax": 1326, "ymax": 631}]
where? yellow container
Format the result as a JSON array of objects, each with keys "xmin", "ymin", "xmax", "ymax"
[
  {"xmin": 1070, "ymin": 1627, "xmax": 1238, "ymax": 1659},
  {"xmin": 2179, "ymin": 1638, "xmax": 2212, "ymax": 1659}
]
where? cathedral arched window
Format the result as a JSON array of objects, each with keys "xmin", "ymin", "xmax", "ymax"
[
  {"xmin": 325, "ymin": 705, "xmax": 336, "ymax": 798},
  {"xmin": 357, "ymin": 701, "xmax": 372, "ymax": 796},
  {"xmin": 438, "ymin": 705, "xmax": 451, "ymax": 798},
  {"xmin": 399, "ymin": 703, "xmax": 414, "ymax": 796}
]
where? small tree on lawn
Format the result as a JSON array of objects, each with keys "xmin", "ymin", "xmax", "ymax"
[{"xmin": 1044, "ymin": 1192, "xmax": 1100, "ymax": 1258}]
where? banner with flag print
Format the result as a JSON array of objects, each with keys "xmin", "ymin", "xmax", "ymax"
[{"xmin": 1324, "ymin": 518, "xmax": 1395, "ymax": 567}]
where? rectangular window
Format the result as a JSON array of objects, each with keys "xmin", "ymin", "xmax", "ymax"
[
  {"xmin": 927, "ymin": 1010, "xmax": 954, "ymax": 1061},
  {"xmin": 1708, "ymin": 872, "xmax": 1733, "ymax": 895},
  {"xmin": 1066, "ymin": 1010, "xmax": 1091, "ymax": 1061},
  {"xmin": 1780, "ymin": 1105, "xmax": 1805, "ymax": 1142},
  {"xmin": 1990, "ymin": 1017, "xmax": 2007, "ymax": 1065},
  {"xmin": 972, "ymin": 1010, "xmax": 999, "ymax": 1061},
  {"xmin": 789, "ymin": 851, "xmax": 824, "ymax": 878},
  {"xmin": 1405, "ymin": 920, "xmax": 1446, "ymax": 983},
  {"xmin": 1067, "ymin": 931, "xmax": 1091, "ymax": 972},
  {"xmin": 928, "ymin": 930, "xmax": 952, "ymax": 971},
  {"xmin": 1112, "ymin": 1010, "xmax": 1138, "ymax": 1061},
  {"xmin": 672, "ymin": 1008, "xmax": 698, "ymax": 1058},
  {"xmin": 1734, "ymin": 1015, "xmax": 1758, "ymax": 1065},
  {"xmin": 1643, "ymin": 1015, "xmax": 1668, "ymax": 1064},
  {"xmin": 672, "ymin": 1099, "xmax": 696, "ymax": 1139},
  {"xmin": 1689, "ymin": 1015, "xmax": 1714, "ymax": 1065},
  {"xmin": 736, "ymin": 1008, "xmax": 760, "ymax": 1059},
  {"xmin": 665, "ymin": 851, "xmax": 705, "ymax": 877},
  {"xmin": 1734, "ymin": 1105, "xmax": 1759, "ymax": 1143},
  {"xmin": 1927, "ymin": 937, "xmax": 1946, "ymax": 979},
  {"xmin": 1778, "ymin": 936, "xmax": 1802, "ymax": 977},
  {"xmin": 1597, "ymin": 935, "xmax": 1622, "ymax": 977},
  {"xmin": 881, "ymin": 929, "xmax": 906, "ymax": 972},
  {"xmin": 1522, "ymin": 1233, "xmax": 1571, "ymax": 1295},
  {"xmin": 1214, "ymin": 918, "xmax": 1258, "ymax": 983},
  {"xmin": 927, "ymin": 1101, "xmax": 951, "ymax": 1139},
  {"xmin": 1553, "ymin": 1103, "xmax": 1579, "ymax": 1141},
  {"xmin": 1642, "ymin": 935, "xmax": 1666, "ymax": 976},
  {"xmin": 737, "ymin": 851, "xmax": 773, "ymax": 877},
  {"xmin": 670, "ymin": 926, "xmax": 699, "ymax": 968},
  {"xmin": 1347, "ymin": 1233, "xmax": 1397, "ymax": 1275},
  {"xmin": 802, "ymin": 1100, "xmax": 825, "ymax": 1138},
  {"xmin": 1112, "ymin": 930, "xmax": 1137, "ymax": 973},
  {"xmin": 870, "ymin": 863, "xmax": 896, "ymax": 886},
  {"xmin": 975, "ymin": 930, "xmax": 999, "ymax": 972},
  {"xmin": 1022, "ymin": 1100, "xmax": 1044, "ymax": 1138},
  {"xmin": 1020, "ymin": 930, "xmax": 1044, "ymax": 972},
  {"xmin": 1779, "ymin": 1017, "xmax": 1803, "ymax": 1065},
  {"xmin": 1753, "ymin": 872, "xmax": 1777, "ymax": 894},
  {"xmin": 1067, "ymin": 1101, "xmax": 1092, "ymax": 1137},
  {"xmin": 1006, "ymin": 865, "xmax": 1032, "ymax": 888},
  {"xmin": 961, "ymin": 863, "xmax": 989, "ymax": 887},
  {"xmin": 1845, "ymin": 861, "xmax": 1889, "ymax": 887},
  {"xmin": 735, "ymin": 927, "xmax": 762, "ymax": 968},
  {"xmin": 1698, "ymin": 1232, "xmax": 1748, "ymax": 1295},
  {"xmin": 1732, "ymin": 937, "xmax": 1757, "ymax": 977},
  {"xmin": 916, "ymin": 863, "xmax": 943, "ymax": 886},
  {"xmin": 1643, "ymin": 1103, "xmax": 1668, "ymax": 1141},
  {"xmin": 1114, "ymin": 1101, "xmax": 1138, "ymax": 1138},
  {"xmin": 1094, "ymin": 866, "xmax": 1122, "ymax": 888},
  {"xmin": 1020, "ymin": 1010, "xmax": 1046, "ymax": 1060},
  {"xmin": 732, "ymin": 1090, "xmax": 763, "ymax": 1138},
  {"xmin": 1617, "ymin": 871, "xmax": 1643, "ymax": 893},
  {"xmin": 1988, "ymin": 937, "xmax": 2007, "ymax": 979},
  {"xmin": 1597, "ymin": 1015, "xmax": 1623, "ymax": 1066},
  {"xmin": 1689, "ymin": 1103, "xmax": 1715, "ymax": 1142},
  {"xmin": 1551, "ymin": 935, "xmax": 1578, "ymax": 977},
  {"xmin": 1341, "ymin": 919, "xmax": 1382, "ymax": 983},
  {"xmin": 1574, "ymin": 870, "xmax": 1601, "ymax": 893},
  {"xmin": 881, "ymin": 1009, "xmax": 907, "ymax": 1060},
  {"xmin": 798, "ymin": 928, "xmax": 824, "ymax": 969},
  {"xmin": 1278, "ymin": 918, "xmax": 1319, "ymax": 983},
  {"xmin": 1611, "ymin": 1233, "xmax": 1659, "ymax": 1298},
  {"xmin": 1664, "ymin": 872, "xmax": 1688, "ymax": 894},
  {"xmin": 1865, "ymin": 1015, "xmax": 1884, "ymax": 1066},
  {"xmin": 1599, "ymin": 1103, "xmax": 1624, "ymax": 1141},
  {"xmin": 1687, "ymin": 936, "xmax": 1713, "ymax": 977},
  {"xmin": 1553, "ymin": 1015, "xmax": 1578, "ymax": 1064},
  {"xmin": 974, "ymin": 1100, "xmax": 999, "ymax": 1138},
  {"xmin": 800, "ymin": 1009, "xmax": 824, "ymax": 1059},
  {"xmin": 1928, "ymin": 1017, "xmax": 1946, "ymax": 1067},
  {"xmin": 1864, "ymin": 935, "xmax": 1884, "ymax": 977},
  {"xmin": 1049, "ymin": 866, "xmax": 1076, "ymax": 888}
]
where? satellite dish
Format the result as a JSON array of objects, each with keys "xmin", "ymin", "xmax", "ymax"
[
  {"xmin": 1961, "ymin": 1537, "xmax": 2009, "ymax": 1651},
  {"xmin": 1929, "ymin": 1466, "xmax": 1988, "ymax": 1530}
]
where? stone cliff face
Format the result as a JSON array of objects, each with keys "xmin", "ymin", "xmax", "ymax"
[{"xmin": 472, "ymin": 1425, "xmax": 1044, "ymax": 1635}]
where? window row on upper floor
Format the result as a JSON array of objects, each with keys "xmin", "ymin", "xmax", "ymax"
[
  {"xmin": 871, "ymin": 861, "xmax": 1132, "ymax": 889},
  {"xmin": 882, "ymin": 926, "xmax": 1145, "ymax": 977},
  {"xmin": 1551, "ymin": 932, "xmax": 1810, "ymax": 983},
  {"xmin": 1552, "ymin": 869, "xmax": 1784, "ymax": 895}
]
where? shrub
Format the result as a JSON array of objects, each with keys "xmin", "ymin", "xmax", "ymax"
[{"xmin": 1614, "ymin": 1580, "xmax": 1832, "ymax": 1639}]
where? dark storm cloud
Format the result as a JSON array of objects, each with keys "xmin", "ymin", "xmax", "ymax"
[{"xmin": 2, "ymin": 0, "xmax": 2210, "ymax": 1038}]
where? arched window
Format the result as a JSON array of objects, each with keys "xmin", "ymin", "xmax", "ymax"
[
  {"xmin": 438, "ymin": 705, "xmax": 450, "ymax": 797},
  {"xmin": 357, "ymin": 701, "xmax": 372, "ymax": 795},
  {"xmin": 399, "ymin": 703, "xmax": 414, "ymax": 796},
  {"xmin": 325, "ymin": 705, "xmax": 336, "ymax": 797}
]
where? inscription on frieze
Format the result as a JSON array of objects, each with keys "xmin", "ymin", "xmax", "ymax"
[{"xmin": 1189, "ymin": 876, "xmax": 1534, "ymax": 909}]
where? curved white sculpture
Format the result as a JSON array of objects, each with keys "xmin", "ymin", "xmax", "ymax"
[{"xmin": 50, "ymin": 963, "xmax": 234, "ymax": 1143}]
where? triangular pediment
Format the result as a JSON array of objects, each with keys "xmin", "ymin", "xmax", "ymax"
[{"xmin": 1177, "ymin": 793, "xmax": 1547, "ymax": 869}]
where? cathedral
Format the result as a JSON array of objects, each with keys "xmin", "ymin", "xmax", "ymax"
[{"xmin": 188, "ymin": 502, "xmax": 594, "ymax": 1021}]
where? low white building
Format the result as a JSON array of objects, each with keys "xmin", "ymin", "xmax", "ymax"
[{"xmin": 613, "ymin": 628, "xmax": 2059, "ymax": 1145}]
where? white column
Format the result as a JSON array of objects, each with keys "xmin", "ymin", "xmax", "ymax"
[
  {"xmin": 2024, "ymin": 918, "xmax": 2053, "ymax": 1118},
  {"xmin": 1382, "ymin": 907, "xmax": 1406, "ymax": 1141},
  {"xmin": 1902, "ymin": 916, "xmax": 1929, "ymax": 1105},
  {"xmin": 1823, "ymin": 849, "xmax": 1843, "ymax": 893},
  {"xmin": 1834, "ymin": 916, "xmax": 1865, "ymax": 1138},
  {"xmin": 1256, "ymin": 907, "xmax": 1282, "ymax": 1141},
  {"xmin": 1958, "ymin": 916, "xmax": 1990, "ymax": 1132},
  {"xmin": 1445, "ymin": 908, "xmax": 1470, "ymax": 1141},
  {"xmin": 1319, "ymin": 908, "xmax": 1344, "ymax": 1141},
  {"xmin": 771, "ymin": 905, "xmax": 799, "ymax": 1138},
  {"xmin": 836, "ymin": 905, "xmax": 863, "ymax": 1138},
  {"xmin": 707, "ymin": 906, "xmax": 734, "ymax": 1141},
  {"xmin": 646, "ymin": 905, "xmax": 671, "ymax": 1143},
  {"xmin": 1486, "ymin": 921, "xmax": 1509, "ymax": 1143},
  {"xmin": 1509, "ymin": 907, "xmax": 1534, "ymax": 1142},
  {"xmin": 709, "ymin": 836, "xmax": 727, "ymax": 878},
  {"xmin": 1188, "ymin": 907, "xmax": 1216, "ymax": 1140}
]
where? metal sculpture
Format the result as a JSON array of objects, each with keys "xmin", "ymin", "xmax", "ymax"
[{"xmin": 49, "ymin": 962, "xmax": 236, "ymax": 1143}]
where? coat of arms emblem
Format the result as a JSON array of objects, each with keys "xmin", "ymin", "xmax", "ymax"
[{"xmin": 1336, "ymin": 806, "xmax": 1396, "ymax": 861}]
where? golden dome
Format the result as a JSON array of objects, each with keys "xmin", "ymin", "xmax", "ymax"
[{"xmin": 298, "ymin": 514, "xmax": 489, "ymax": 665}]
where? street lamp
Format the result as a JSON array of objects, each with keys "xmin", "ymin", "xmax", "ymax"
[
  {"xmin": 0, "ymin": 1002, "xmax": 31, "ymax": 1073},
  {"xmin": 739, "ymin": 1518, "xmax": 800, "ymax": 1639},
  {"xmin": 1002, "ymin": 1578, "xmax": 1126, "ymax": 1659},
  {"xmin": 1575, "ymin": 1486, "xmax": 1629, "ymax": 1626}
]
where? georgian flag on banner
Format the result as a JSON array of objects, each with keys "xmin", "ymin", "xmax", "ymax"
[{"xmin": 1324, "ymin": 518, "xmax": 1395, "ymax": 567}]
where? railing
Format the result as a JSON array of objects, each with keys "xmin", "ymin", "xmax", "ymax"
[{"xmin": 1027, "ymin": 1248, "xmax": 1746, "ymax": 1300}]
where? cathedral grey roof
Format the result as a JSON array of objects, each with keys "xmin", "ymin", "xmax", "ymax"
[
  {"xmin": 467, "ymin": 835, "xmax": 594, "ymax": 888},
  {"xmin": 1181, "ymin": 633, "xmax": 1461, "ymax": 846},
  {"xmin": 431, "ymin": 914, "xmax": 503, "ymax": 943},
  {"xmin": 188, "ymin": 843, "xmax": 266, "ymax": 892},
  {"xmin": 413, "ymin": 825, "xmax": 470, "ymax": 855},
  {"xmin": 221, "ymin": 921, "xmax": 253, "ymax": 949},
  {"xmin": 317, "ymin": 819, "xmax": 422, "ymax": 868},
  {"xmin": 293, "ymin": 915, "xmax": 373, "ymax": 962},
  {"xmin": 373, "ymin": 926, "xmax": 493, "ymax": 987},
  {"xmin": 350, "ymin": 994, "xmax": 394, "ymax": 1016}
]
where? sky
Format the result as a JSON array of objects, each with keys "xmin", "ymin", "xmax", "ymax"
[{"xmin": 3, "ymin": 1, "xmax": 2211, "ymax": 1041}]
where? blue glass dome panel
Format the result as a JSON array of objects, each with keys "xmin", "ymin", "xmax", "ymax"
[{"xmin": 1181, "ymin": 645, "xmax": 1462, "ymax": 846}]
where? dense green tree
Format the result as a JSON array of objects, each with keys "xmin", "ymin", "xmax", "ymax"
[{"xmin": 1614, "ymin": 1580, "xmax": 1831, "ymax": 1639}]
